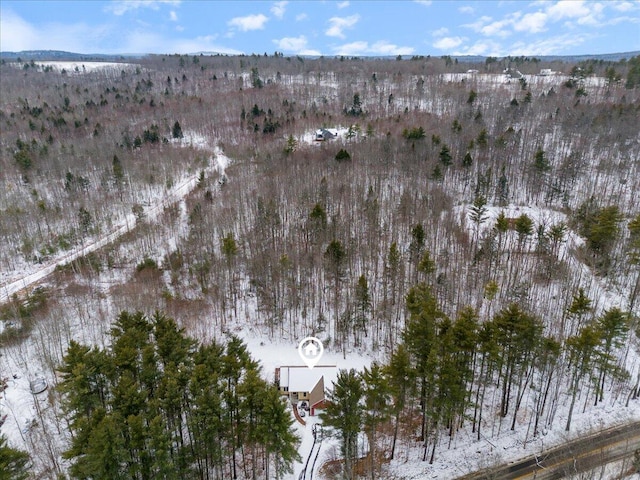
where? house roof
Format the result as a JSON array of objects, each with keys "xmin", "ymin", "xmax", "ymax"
[
  {"xmin": 309, "ymin": 376, "xmax": 325, "ymax": 408},
  {"xmin": 278, "ymin": 365, "xmax": 337, "ymax": 393},
  {"xmin": 315, "ymin": 128, "xmax": 338, "ymax": 138}
]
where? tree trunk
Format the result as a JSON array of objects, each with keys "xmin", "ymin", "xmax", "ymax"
[
  {"xmin": 390, "ymin": 411, "xmax": 400, "ymax": 460},
  {"xmin": 511, "ymin": 366, "xmax": 532, "ymax": 431},
  {"xmin": 566, "ymin": 375, "xmax": 578, "ymax": 431},
  {"xmin": 534, "ymin": 368, "xmax": 554, "ymax": 437},
  {"xmin": 429, "ymin": 422, "xmax": 438, "ymax": 464}
]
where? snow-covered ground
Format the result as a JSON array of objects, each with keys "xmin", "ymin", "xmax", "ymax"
[
  {"xmin": 0, "ymin": 81, "xmax": 638, "ymax": 478},
  {"xmin": 384, "ymin": 404, "xmax": 639, "ymax": 479},
  {"xmin": 238, "ymin": 333, "xmax": 374, "ymax": 478},
  {"xmin": 3, "ymin": 301, "xmax": 636, "ymax": 480},
  {"xmin": 0, "ymin": 303, "xmax": 374, "ymax": 479},
  {"xmin": 455, "ymin": 202, "xmax": 637, "ymax": 317},
  {"xmin": 13, "ymin": 61, "xmax": 137, "ymax": 74},
  {"xmin": 440, "ymin": 72, "xmax": 608, "ymax": 88},
  {"xmin": 299, "ymin": 126, "xmax": 353, "ymax": 145},
  {"xmin": 0, "ymin": 131, "xmax": 227, "ymax": 304}
]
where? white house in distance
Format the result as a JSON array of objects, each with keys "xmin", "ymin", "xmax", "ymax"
[{"xmin": 275, "ymin": 365, "xmax": 337, "ymax": 416}]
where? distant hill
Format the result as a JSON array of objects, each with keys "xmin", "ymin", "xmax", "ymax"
[
  {"xmin": 1, "ymin": 49, "xmax": 638, "ymax": 63},
  {"xmin": 0, "ymin": 50, "xmax": 145, "ymax": 62},
  {"xmin": 532, "ymin": 51, "xmax": 640, "ymax": 62},
  {"xmin": 428, "ymin": 52, "xmax": 639, "ymax": 63}
]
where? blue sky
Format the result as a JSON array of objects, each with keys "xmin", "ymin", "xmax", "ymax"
[{"xmin": 1, "ymin": 1, "xmax": 639, "ymax": 57}]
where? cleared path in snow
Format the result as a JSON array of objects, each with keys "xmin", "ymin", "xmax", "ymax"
[{"xmin": 0, "ymin": 147, "xmax": 229, "ymax": 306}]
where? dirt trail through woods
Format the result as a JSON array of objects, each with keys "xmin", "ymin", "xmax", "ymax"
[{"xmin": 0, "ymin": 148, "xmax": 228, "ymax": 306}]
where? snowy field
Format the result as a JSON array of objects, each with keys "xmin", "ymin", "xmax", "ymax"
[{"xmin": 13, "ymin": 60, "xmax": 137, "ymax": 74}]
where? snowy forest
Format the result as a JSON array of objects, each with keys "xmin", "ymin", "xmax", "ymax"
[{"xmin": 1, "ymin": 52, "xmax": 640, "ymax": 479}]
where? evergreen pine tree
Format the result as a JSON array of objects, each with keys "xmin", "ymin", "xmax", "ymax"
[
  {"xmin": 439, "ymin": 144, "xmax": 452, "ymax": 166},
  {"xmin": 60, "ymin": 313, "xmax": 300, "ymax": 479},
  {"xmin": 385, "ymin": 344, "xmax": 412, "ymax": 460},
  {"xmin": 469, "ymin": 195, "xmax": 489, "ymax": 251},
  {"xmin": 514, "ymin": 214, "xmax": 534, "ymax": 250},
  {"xmin": 362, "ymin": 363, "xmax": 390, "ymax": 479},
  {"xmin": 0, "ymin": 435, "xmax": 30, "ymax": 480},
  {"xmin": 565, "ymin": 324, "xmax": 600, "ymax": 431},
  {"xmin": 258, "ymin": 387, "xmax": 300, "ymax": 478},
  {"xmin": 490, "ymin": 303, "xmax": 543, "ymax": 419},
  {"xmin": 321, "ymin": 369, "xmax": 364, "ymax": 480},
  {"xmin": 593, "ymin": 308, "xmax": 630, "ymax": 404},
  {"xmin": 403, "ymin": 283, "xmax": 447, "ymax": 449},
  {"xmin": 462, "ymin": 151, "xmax": 473, "ymax": 168},
  {"xmin": 353, "ymin": 274, "xmax": 371, "ymax": 344},
  {"xmin": 172, "ymin": 121, "xmax": 183, "ymax": 139}
]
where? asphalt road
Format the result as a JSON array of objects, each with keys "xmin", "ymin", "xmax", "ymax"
[{"xmin": 457, "ymin": 421, "xmax": 640, "ymax": 480}]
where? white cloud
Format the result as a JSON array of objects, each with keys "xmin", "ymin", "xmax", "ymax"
[
  {"xmin": 296, "ymin": 13, "xmax": 308, "ymax": 21},
  {"xmin": 447, "ymin": 37, "xmax": 505, "ymax": 57},
  {"xmin": 613, "ymin": 1, "xmax": 635, "ymax": 12},
  {"xmin": 0, "ymin": 8, "xmax": 38, "ymax": 51},
  {"xmin": 271, "ymin": 1, "xmax": 287, "ymax": 19},
  {"xmin": 508, "ymin": 33, "xmax": 589, "ymax": 55},
  {"xmin": 333, "ymin": 41, "xmax": 368, "ymax": 55},
  {"xmin": 452, "ymin": 39, "xmax": 502, "ymax": 57},
  {"xmin": 458, "ymin": 6, "xmax": 475, "ymax": 15},
  {"xmin": 546, "ymin": 0, "xmax": 591, "ymax": 20},
  {"xmin": 461, "ymin": 0, "xmax": 615, "ymax": 43},
  {"xmin": 337, "ymin": 1, "xmax": 350, "ymax": 8},
  {"xmin": 480, "ymin": 17, "xmax": 516, "ymax": 37},
  {"xmin": 273, "ymin": 35, "xmax": 308, "ymax": 51},
  {"xmin": 458, "ymin": 42, "xmax": 492, "ymax": 56},
  {"xmin": 433, "ymin": 36, "xmax": 465, "ymax": 50},
  {"xmin": 228, "ymin": 14, "xmax": 268, "ymax": 32},
  {"xmin": 174, "ymin": 35, "xmax": 243, "ymax": 54},
  {"xmin": 332, "ymin": 40, "xmax": 414, "ymax": 56},
  {"xmin": 169, "ymin": 11, "xmax": 178, "ymax": 21},
  {"xmin": 0, "ymin": 5, "xmax": 240, "ymax": 55},
  {"xmin": 414, "ymin": 0, "xmax": 432, "ymax": 5},
  {"xmin": 514, "ymin": 12, "xmax": 548, "ymax": 33},
  {"xmin": 432, "ymin": 27, "xmax": 449, "ymax": 37},
  {"xmin": 576, "ymin": 3, "xmax": 605, "ymax": 25},
  {"xmin": 105, "ymin": 0, "xmax": 181, "ymax": 16},
  {"xmin": 369, "ymin": 41, "xmax": 414, "ymax": 55},
  {"xmin": 0, "ymin": 8, "xmax": 113, "ymax": 53},
  {"xmin": 463, "ymin": 15, "xmax": 494, "ymax": 32},
  {"xmin": 325, "ymin": 14, "xmax": 360, "ymax": 38},
  {"xmin": 123, "ymin": 31, "xmax": 242, "ymax": 54},
  {"xmin": 542, "ymin": 0, "xmax": 608, "ymax": 27}
]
